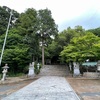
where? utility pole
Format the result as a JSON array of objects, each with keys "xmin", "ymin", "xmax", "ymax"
[{"xmin": 0, "ymin": 10, "xmax": 12, "ymax": 66}]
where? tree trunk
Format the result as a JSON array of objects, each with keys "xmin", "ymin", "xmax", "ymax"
[{"xmin": 42, "ymin": 45, "xmax": 44, "ymax": 66}]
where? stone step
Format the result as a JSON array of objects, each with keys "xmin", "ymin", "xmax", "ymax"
[{"xmin": 38, "ymin": 65, "xmax": 69, "ymax": 77}]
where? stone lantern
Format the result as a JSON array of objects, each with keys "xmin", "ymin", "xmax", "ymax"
[{"xmin": 1, "ymin": 64, "xmax": 9, "ymax": 81}]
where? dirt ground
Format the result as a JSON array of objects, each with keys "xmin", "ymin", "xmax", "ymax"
[{"xmin": 67, "ymin": 77, "xmax": 100, "ymax": 100}]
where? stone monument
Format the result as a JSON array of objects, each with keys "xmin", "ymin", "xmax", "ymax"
[
  {"xmin": 73, "ymin": 62, "xmax": 80, "ymax": 76},
  {"xmin": 28, "ymin": 62, "xmax": 34, "ymax": 77}
]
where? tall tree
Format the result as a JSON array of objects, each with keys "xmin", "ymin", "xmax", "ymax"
[
  {"xmin": 15, "ymin": 8, "xmax": 39, "ymax": 62},
  {"xmin": 37, "ymin": 8, "xmax": 58, "ymax": 66}
]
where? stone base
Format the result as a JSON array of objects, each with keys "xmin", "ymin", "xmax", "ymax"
[{"xmin": 83, "ymin": 72, "xmax": 99, "ymax": 78}]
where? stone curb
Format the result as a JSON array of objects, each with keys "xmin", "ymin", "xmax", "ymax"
[{"xmin": 0, "ymin": 76, "xmax": 38, "ymax": 85}]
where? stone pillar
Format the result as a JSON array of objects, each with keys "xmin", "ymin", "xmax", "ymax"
[
  {"xmin": 69, "ymin": 63, "xmax": 72, "ymax": 71},
  {"xmin": 1, "ymin": 69, "xmax": 7, "ymax": 81}
]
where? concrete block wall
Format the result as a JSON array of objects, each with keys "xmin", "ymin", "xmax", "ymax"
[{"xmin": 83, "ymin": 72, "xmax": 99, "ymax": 78}]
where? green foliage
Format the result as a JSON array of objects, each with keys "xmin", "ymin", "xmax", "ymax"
[
  {"xmin": 0, "ymin": 6, "xmax": 10, "ymax": 35},
  {"xmin": 45, "ymin": 41, "xmax": 58, "ymax": 59},
  {"xmin": 87, "ymin": 27, "xmax": 100, "ymax": 37},
  {"xmin": 0, "ymin": 6, "xmax": 19, "ymax": 35},
  {"xmin": 37, "ymin": 8, "xmax": 58, "ymax": 44},
  {"xmin": 16, "ymin": 8, "xmax": 37, "ymax": 31},
  {"xmin": 0, "ymin": 74, "xmax": 2, "ymax": 79},
  {"xmin": 36, "ymin": 8, "xmax": 58, "ymax": 64},
  {"xmin": 60, "ymin": 32, "xmax": 100, "ymax": 62},
  {"xmin": 0, "ymin": 28, "xmax": 30, "ymax": 73},
  {"xmin": 45, "ymin": 26, "xmax": 86, "ymax": 63},
  {"xmin": 0, "ymin": 7, "xmax": 57, "ymax": 74},
  {"xmin": 23, "ymin": 66, "xmax": 29, "ymax": 74},
  {"xmin": 1, "ymin": 5, "xmax": 100, "ymax": 75},
  {"xmin": 2, "ymin": 47, "xmax": 30, "ymax": 73},
  {"xmin": 8, "ymin": 72, "xmax": 25, "ymax": 77},
  {"xmin": 34, "ymin": 63, "xmax": 42, "ymax": 74},
  {"xmin": 15, "ymin": 8, "xmax": 40, "ymax": 61}
]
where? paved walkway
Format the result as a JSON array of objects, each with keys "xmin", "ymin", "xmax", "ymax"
[{"xmin": 2, "ymin": 76, "xmax": 80, "ymax": 100}]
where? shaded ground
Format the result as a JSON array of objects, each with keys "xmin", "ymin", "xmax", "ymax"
[{"xmin": 67, "ymin": 77, "xmax": 100, "ymax": 100}]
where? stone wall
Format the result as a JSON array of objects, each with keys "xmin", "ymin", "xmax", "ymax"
[{"xmin": 83, "ymin": 72, "xmax": 99, "ymax": 78}]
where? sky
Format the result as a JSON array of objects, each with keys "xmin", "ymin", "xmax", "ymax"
[{"xmin": 0, "ymin": 0, "xmax": 100, "ymax": 31}]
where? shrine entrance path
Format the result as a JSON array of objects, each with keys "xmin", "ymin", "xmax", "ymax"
[
  {"xmin": 2, "ymin": 76, "xmax": 80, "ymax": 100},
  {"xmin": 1, "ymin": 65, "xmax": 81, "ymax": 100}
]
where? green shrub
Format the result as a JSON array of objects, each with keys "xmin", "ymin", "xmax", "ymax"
[
  {"xmin": 0, "ymin": 74, "xmax": 2, "ymax": 79},
  {"xmin": 34, "ymin": 63, "xmax": 42, "ymax": 74},
  {"xmin": 23, "ymin": 66, "xmax": 29, "ymax": 74},
  {"xmin": 8, "ymin": 72, "xmax": 25, "ymax": 77}
]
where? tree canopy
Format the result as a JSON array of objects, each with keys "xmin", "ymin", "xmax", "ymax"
[
  {"xmin": 0, "ymin": 6, "xmax": 100, "ymax": 74},
  {"xmin": 45, "ymin": 26, "xmax": 86, "ymax": 63},
  {"xmin": 0, "ymin": 6, "xmax": 19, "ymax": 35},
  {"xmin": 87, "ymin": 27, "xmax": 100, "ymax": 37},
  {"xmin": 60, "ymin": 32, "xmax": 100, "ymax": 62},
  {"xmin": 0, "ymin": 7, "xmax": 58, "ymax": 73}
]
